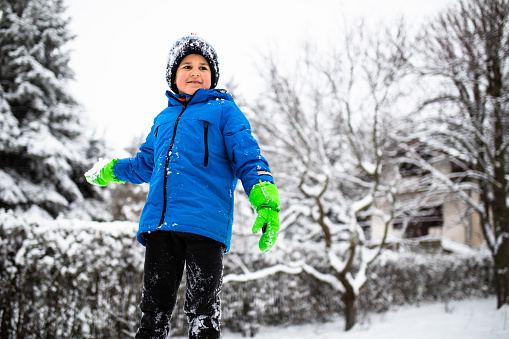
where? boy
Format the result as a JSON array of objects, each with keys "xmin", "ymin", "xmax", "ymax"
[{"xmin": 85, "ymin": 34, "xmax": 280, "ymax": 339}]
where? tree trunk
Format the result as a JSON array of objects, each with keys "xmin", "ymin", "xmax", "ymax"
[
  {"xmin": 492, "ymin": 169, "xmax": 509, "ymax": 308},
  {"xmin": 493, "ymin": 179, "xmax": 509, "ymax": 308},
  {"xmin": 342, "ymin": 284, "xmax": 357, "ymax": 331},
  {"xmin": 487, "ymin": 4, "xmax": 509, "ymax": 307},
  {"xmin": 494, "ymin": 243, "xmax": 509, "ymax": 308}
]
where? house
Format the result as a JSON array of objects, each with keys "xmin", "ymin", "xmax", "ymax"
[{"xmin": 369, "ymin": 157, "xmax": 485, "ymax": 248}]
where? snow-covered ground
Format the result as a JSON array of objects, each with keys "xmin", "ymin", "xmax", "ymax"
[{"xmin": 176, "ymin": 297, "xmax": 508, "ymax": 338}]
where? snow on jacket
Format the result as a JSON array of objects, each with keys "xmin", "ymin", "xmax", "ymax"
[{"xmin": 113, "ymin": 88, "xmax": 274, "ymax": 252}]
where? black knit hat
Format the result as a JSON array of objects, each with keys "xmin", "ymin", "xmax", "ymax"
[{"xmin": 166, "ymin": 34, "xmax": 220, "ymax": 93}]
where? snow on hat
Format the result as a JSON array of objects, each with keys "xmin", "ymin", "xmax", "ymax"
[{"xmin": 166, "ymin": 33, "xmax": 219, "ymax": 93}]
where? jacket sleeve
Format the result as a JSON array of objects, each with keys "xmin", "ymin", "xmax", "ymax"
[
  {"xmin": 113, "ymin": 127, "xmax": 155, "ymax": 184},
  {"xmin": 222, "ymin": 103, "xmax": 274, "ymax": 196}
]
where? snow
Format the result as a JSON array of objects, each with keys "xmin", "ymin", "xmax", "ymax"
[
  {"xmin": 441, "ymin": 237, "xmax": 478, "ymax": 255},
  {"xmin": 224, "ymin": 264, "xmax": 301, "ymax": 284},
  {"xmin": 84, "ymin": 157, "xmax": 109, "ymax": 184},
  {"xmin": 0, "ymin": 170, "xmax": 27, "ymax": 204},
  {"xmin": 184, "ymin": 297, "xmax": 508, "ymax": 338}
]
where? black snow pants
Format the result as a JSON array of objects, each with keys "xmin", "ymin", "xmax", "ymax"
[{"xmin": 135, "ymin": 230, "xmax": 225, "ymax": 339}]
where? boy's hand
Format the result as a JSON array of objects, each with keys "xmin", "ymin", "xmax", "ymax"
[
  {"xmin": 249, "ymin": 181, "xmax": 281, "ymax": 252},
  {"xmin": 85, "ymin": 158, "xmax": 125, "ymax": 186}
]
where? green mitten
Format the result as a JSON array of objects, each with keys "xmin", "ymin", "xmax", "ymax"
[
  {"xmin": 85, "ymin": 158, "xmax": 125, "ymax": 186},
  {"xmin": 249, "ymin": 181, "xmax": 281, "ymax": 252}
]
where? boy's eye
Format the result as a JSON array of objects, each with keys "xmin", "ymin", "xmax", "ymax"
[{"xmin": 199, "ymin": 66, "xmax": 209, "ymax": 71}]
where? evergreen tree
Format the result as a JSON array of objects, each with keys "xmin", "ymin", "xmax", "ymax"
[
  {"xmin": 109, "ymin": 134, "xmax": 149, "ymax": 221},
  {"xmin": 0, "ymin": 0, "xmax": 109, "ymax": 220}
]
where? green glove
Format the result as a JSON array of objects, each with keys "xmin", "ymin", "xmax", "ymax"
[
  {"xmin": 249, "ymin": 181, "xmax": 281, "ymax": 253},
  {"xmin": 85, "ymin": 158, "xmax": 125, "ymax": 186}
]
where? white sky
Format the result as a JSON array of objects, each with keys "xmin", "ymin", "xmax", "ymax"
[{"xmin": 65, "ymin": 0, "xmax": 455, "ymax": 151}]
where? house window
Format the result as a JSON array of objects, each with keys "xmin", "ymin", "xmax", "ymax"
[
  {"xmin": 399, "ymin": 162, "xmax": 430, "ymax": 178},
  {"xmin": 356, "ymin": 212, "xmax": 371, "ymax": 240},
  {"xmin": 393, "ymin": 205, "xmax": 443, "ymax": 238},
  {"xmin": 450, "ymin": 161, "xmax": 472, "ymax": 183}
]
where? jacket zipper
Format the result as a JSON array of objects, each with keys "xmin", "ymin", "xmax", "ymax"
[
  {"xmin": 157, "ymin": 96, "xmax": 193, "ymax": 229},
  {"xmin": 203, "ymin": 121, "xmax": 209, "ymax": 167}
]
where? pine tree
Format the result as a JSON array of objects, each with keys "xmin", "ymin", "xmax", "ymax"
[{"xmin": 0, "ymin": 0, "xmax": 109, "ymax": 220}]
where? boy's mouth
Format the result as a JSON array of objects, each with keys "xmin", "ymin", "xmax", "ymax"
[{"xmin": 187, "ymin": 80, "xmax": 202, "ymax": 84}]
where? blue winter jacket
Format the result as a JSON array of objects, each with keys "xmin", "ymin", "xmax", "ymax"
[{"xmin": 113, "ymin": 89, "xmax": 274, "ymax": 252}]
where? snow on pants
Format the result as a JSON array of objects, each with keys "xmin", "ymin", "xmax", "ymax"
[{"xmin": 135, "ymin": 230, "xmax": 225, "ymax": 339}]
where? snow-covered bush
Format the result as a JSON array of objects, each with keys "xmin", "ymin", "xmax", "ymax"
[
  {"xmin": 220, "ymin": 243, "xmax": 493, "ymax": 336},
  {"xmin": 358, "ymin": 251, "xmax": 494, "ymax": 315},
  {"xmin": 0, "ymin": 211, "xmax": 143, "ymax": 338},
  {"xmin": 0, "ymin": 211, "xmax": 494, "ymax": 337}
]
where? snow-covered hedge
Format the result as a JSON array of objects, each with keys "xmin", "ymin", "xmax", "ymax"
[
  {"xmin": 0, "ymin": 211, "xmax": 494, "ymax": 338},
  {"xmin": 221, "ymin": 243, "xmax": 494, "ymax": 336},
  {"xmin": 0, "ymin": 212, "xmax": 143, "ymax": 338},
  {"xmin": 358, "ymin": 250, "xmax": 494, "ymax": 316}
]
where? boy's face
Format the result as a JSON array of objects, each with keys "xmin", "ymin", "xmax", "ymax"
[{"xmin": 174, "ymin": 54, "xmax": 212, "ymax": 95}]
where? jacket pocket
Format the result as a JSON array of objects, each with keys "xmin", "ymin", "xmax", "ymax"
[{"xmin": 203, "ymin": 121, "xmax": 209, "ymax": 167}]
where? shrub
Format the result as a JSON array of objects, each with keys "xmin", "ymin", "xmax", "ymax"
[{"xmin": 0, "ymin": 211, "xmax": 494, "ymax": 337}]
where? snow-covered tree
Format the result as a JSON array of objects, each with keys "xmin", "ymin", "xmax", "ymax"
[
  {"xmin": 108, "ymin": 134, "xmax": 149, "ymax": 221},
  {"xmin": 410, "ymin": 0, "xmax": 509, "ymax": 308},
  {"xmin": 239, "ymin": 20, "xmax": 414, "ymax": 331},
  {"xmin": 0, "ymin": 0, "xmax": 108, "ymax": 220}
]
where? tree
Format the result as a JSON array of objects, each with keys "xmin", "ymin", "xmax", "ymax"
[
  {"xmin": 109, "ymin": 134, "xmax": 149, "ymax": 221},
  {"xmin": 412, "ymin": 0, "xmax": 509, "ymax": 308},
  {"xmin": 0, "ymin": 0, "xmax": 108, "ymax": 220},
  {"xmin": 238, "ymin": 20, "xmax": 413, "ymax": 331}
]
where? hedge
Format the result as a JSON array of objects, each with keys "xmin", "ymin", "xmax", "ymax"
[{"xmin": 0, "ymin": 211, "xmax": 494, "ymax": 337}]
